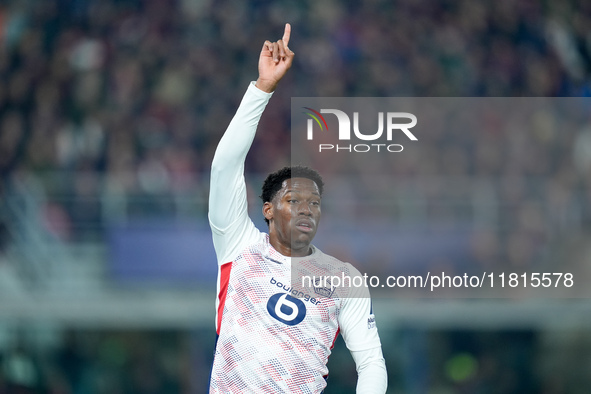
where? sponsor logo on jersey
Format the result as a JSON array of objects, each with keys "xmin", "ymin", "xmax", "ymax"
[
  {"xmin": 367, "ymin": 315, "xmax": 376, "ymax": 329},
  {"xmin": 267, "ymin": 293, "xmax": 306, "ymax": 326},
  {"xmin": 368, "ymin": 302, "xmax": 376, "ymax": 329},
  {"xmin": 312, "ymin": 276, "xmax": 336, "ymax": 298},
  {"xmin": 270, "ymin": 277, "xmax": 321, "ymax": 305}
]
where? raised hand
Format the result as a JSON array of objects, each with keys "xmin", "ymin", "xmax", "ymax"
[{"xmin": 255, "ymin": 23, "xmax": 295, "ymax": 93}]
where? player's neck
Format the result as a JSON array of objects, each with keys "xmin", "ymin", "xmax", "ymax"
[{"xmin": 269, "ymin": 236, "xmax": 313, "ymax": 257}]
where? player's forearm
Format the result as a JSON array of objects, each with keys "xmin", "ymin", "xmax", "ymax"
[
  {"xmin": 351, "ymin": 347, "xmax": 388, "ymax": 393},
  {"xmin": 209, "ymin": 82, "xmax": 273, "ymax": 228}
]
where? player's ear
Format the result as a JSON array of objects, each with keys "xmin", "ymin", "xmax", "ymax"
[{"xmin": 263, "ymin": 202, "xmax": 273, "ymax": 222}]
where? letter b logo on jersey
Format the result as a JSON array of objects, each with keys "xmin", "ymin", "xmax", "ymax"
[{"xmin": 267, "ymin": 293, "xmax": 306, "ymax": 326}]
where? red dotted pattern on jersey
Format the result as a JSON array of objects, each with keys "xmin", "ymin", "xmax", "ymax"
[{"xmin": 210, "ymin": 235, "xmax": 342, "ymax": 394}]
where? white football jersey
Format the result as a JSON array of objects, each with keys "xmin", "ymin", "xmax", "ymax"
[{"xmin": 209, "ymin": 82, "xmax": 381, "ymax": 393}]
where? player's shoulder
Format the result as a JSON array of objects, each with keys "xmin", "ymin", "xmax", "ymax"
[
  {"xmin": 294, "ymin": 246, "xmax": 361, "ymax": 277},
  {"xmin": 240, "ymin": 230, "xmax": 271, "ymax": 255},
  {"xmin": 295, "ymin": 246, "xmax": 368, "ymax": 300},
  {"xmin": 306, "ymin": 246, "xmax": 362, "ymax": 277},
  {"xmin": 213, "ymin": 224, "xmax": 268, "ymax": 266}
]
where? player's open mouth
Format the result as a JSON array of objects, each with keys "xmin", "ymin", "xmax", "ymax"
[{"xmin": 295, "ymin": 220, "xmax": 314, "ymax": 233}]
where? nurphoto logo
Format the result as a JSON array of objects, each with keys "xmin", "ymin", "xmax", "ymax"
[{"xmin": 303, "ymin": 107, "xmax": 417, "ymax": 153}]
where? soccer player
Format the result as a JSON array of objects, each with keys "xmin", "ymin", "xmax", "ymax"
[{"xmin": 208, "ymin": 24, "xmax": 387, "ymax": 393}]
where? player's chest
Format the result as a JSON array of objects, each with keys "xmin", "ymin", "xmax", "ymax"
[{"xmin": 228, "ymin": 255, "xmax": 339, "ymax": 327}]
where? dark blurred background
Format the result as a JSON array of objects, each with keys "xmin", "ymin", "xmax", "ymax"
[{"xmin": 1, "ymin": 0, "xmax": 591, "ymax": 392}]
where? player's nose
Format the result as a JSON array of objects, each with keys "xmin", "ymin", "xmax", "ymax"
[{"xmin": 297, "ymin": 201, "xmax": 312, "ymax": 215}]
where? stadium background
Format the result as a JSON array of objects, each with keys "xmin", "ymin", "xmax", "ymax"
[{"xmin": 1, "ymin": 0, "xmax": 591, "ymax": 392}]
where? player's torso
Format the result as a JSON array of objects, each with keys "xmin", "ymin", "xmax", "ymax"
[{"xmin": 211, "ymin": 236, "xmax": 341, "ymax": 394}]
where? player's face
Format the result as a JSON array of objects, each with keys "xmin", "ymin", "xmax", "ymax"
[{"xmin": 266, "ymin": 177, "xmax": 321, "ymax": 257}]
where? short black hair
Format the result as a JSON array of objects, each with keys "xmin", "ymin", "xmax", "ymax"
[{"xmin": 260, "ymin": 165, "xmax": 324, "ymax": 225}]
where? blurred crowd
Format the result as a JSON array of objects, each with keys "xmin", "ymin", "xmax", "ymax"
[
  {"xmin": 0, "ymin": 0, "xmax": 589, "ymax": 249},
  {"xmin": 1, "ymin": 0, "xmax": 590, "ymax": 184},
  {"xmin": 5, "ymin": 0, "xmax": 587, "ymax": 265}
]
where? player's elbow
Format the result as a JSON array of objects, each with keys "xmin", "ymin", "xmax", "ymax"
[
  {"xmin": 357, "ymin": 354, "xmax": 386, "ymax": 373},
  {"xmin": 209, "ymin": 164, "xmax": 225, "ymax": 196},
  {"xmin": 210, "ymin": 147, "xmax": 241, "ymax": 174},
  {"xmin": 353, "ymin": 348, "xmax": 388, "ymax": 393},
  {"xmin": 210, "ymin": 158, "xmax": 223, "ymax": 178},
  {"xmin": 210, "ymin": 154, "xmax": 232, "ymax": 180}
]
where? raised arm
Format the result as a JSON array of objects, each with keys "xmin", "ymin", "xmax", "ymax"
[{"xmin": 209, "ymin": 24, "xmax": 294, "ymax": 263}]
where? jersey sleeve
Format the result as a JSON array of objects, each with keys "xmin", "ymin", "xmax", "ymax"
[
  {"xmin": 209, "ymin": 82, "xmax": 273, "ymax": 265},
  {"xmin": 338, "ymin": 264, "xmax": 382, "ymax": 352},
  {"xmin": 351, "ymin": 347, "xmax": 387, "ymax": 393},
  {"xmin": 337, "ymin": 264, "xmax": 387, "ymax": 392}
]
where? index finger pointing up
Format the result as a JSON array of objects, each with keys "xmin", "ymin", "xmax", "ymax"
[{"xmin": 282, "ymin": 23, "xmax": 291, "ymax": 47}]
